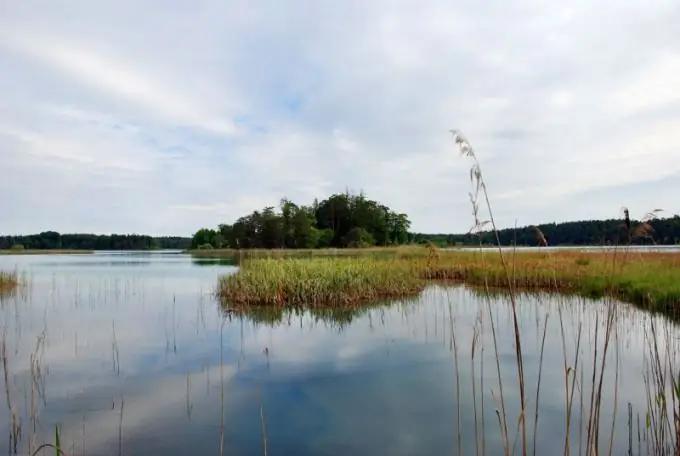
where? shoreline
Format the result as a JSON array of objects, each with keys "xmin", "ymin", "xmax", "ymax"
[
  {"xmin": 215, "ymin": 249, "xmax": 680, "ymax": 316},
  {"xmin": 0, "ymin": 249, "xmax": 95, "ymax": 255}
]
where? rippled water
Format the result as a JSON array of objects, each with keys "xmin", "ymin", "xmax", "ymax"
[{"xmin": 0, "ymin": 252, "xmax": 677, "ymax": 455}]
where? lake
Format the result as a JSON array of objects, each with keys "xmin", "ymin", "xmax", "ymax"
[{"xmin": 0, "ymin": 252, "xmax": 677, "ymax": 455}]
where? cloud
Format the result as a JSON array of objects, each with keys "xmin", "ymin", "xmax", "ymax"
[{"xmin": 1, "ymin": 0, "xmax": 679, "ymax": 235}]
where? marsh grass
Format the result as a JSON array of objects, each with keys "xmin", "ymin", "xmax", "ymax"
[
  {"xmin": 217, "ymin": 257, "xmax": 424, "ymax": 307},
  {"xmin": 0, "ymin": 271, "xmax": 19, "ymax": 289},
  {"xmin": 450, "ymin": 130, "xmax": 680, "ymax": 456},
  {"xmin": 419, "ymin": 250, "xmax": 680, "ymax": 314},
  {"xmin": 0, "ymin": 270, "xmax": 19, "ymax": 294},
  {"xmin": 217, "ymin": 251, "xmax": 680, "ymax": 316}
]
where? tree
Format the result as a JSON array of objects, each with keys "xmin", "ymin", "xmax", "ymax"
[
  {"xmin": 191, "ymin": 190, "xmax": 415, "ymax": 250},
  {"xmin": 291, "ymin": 205, "xmax": 318, "ymax": 248},
  {"xmin": 0, "ymin": 233, "xmax": 190, "ymax": 250},
  {"xmin": 341, "ymin": 227, "xmax": 375, "ymax": 248},
  {"xmin": 191, "ymin": 228, "xmax": 218, "ymax": 249}
]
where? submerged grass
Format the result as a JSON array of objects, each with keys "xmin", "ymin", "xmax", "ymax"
[{"xmin": 217, "ymin": 257, "xmax": 425, "ymax": 307}]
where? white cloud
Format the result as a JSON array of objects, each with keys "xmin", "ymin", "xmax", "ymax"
[
  {"xmin": 0, "ymin": 0, "xmax": 679, "ymax": 235},
  {"xmin": 0, "ymin": 28, "xmax": 237, "ymax": 136}
]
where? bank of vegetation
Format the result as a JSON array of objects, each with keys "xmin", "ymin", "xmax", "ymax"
[
  {"xmin": 218, "ymin": 257, "xmax": 423, "ymax": 307},
  {"xmin": 0, "ymin": 233, "xmax": 191, "ymax": 251},
  {"xmin": 216, "ymin": 248, "xmax": 680, "ymax": 313}
]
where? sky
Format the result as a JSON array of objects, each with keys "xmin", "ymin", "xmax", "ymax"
[{"xmin": 1, "ymin": 0, "xmax": 679, "ymax": 236}]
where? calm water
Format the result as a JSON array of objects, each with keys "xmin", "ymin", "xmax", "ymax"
[{"xmin": 0, "ymin": 252, "xmax": 677, "ymax": 455}]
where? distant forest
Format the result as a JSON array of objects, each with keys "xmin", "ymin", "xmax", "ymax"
[
  {"xmin": 412, "ymin": 215, "xmax": 680, "ymax": 247},
  {"xmin": 0, "ymin": 232, "xmax": 191, "ymax": 250},
  {"xmin": 5, "ymin": 211, "xmax": 679, "ymax": 252},
  {"xmin": 192, "ymin": 188, "xmax": 680, "ymax": 249},
  {"xmin": 192, "ymin": 191, "xmax": 411, "ymax": 249}
]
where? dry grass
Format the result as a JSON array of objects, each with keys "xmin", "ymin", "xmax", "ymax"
[{"xmin": 0, "ymin": 270, "xmax": 19, "ymax": 294}]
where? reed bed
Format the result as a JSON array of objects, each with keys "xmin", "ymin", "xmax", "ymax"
[
  {"xmin": 0, "ymin": 270, "xmax": 19, "ymax": 294},
  {"xmin": 420, "ymin": 250, "xmax": 680, "ymax": 314},
  {"xmin": 217, "ymin": 250, "xmax": 680, "ymax": 314},
  {"xmin": 217, "ymin": 257, "xmax": 425, "ymax": 307}
]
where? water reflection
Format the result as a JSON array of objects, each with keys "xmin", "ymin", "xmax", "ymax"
[
  {"xmin": 219, "ymin": 299, "xmax": 412, "ymax": 330},
  {"xmin": 0, "ymin": 253, "xmax": 677, "ymax": 455},
  {"xmin": 191, "ymin": 257, "xmax": 238, "ymax": 267}
]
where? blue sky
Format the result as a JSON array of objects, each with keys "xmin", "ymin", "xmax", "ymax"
[{"xmin": 1, "ymin": 0, "xmax": 679, "ymax": 236}]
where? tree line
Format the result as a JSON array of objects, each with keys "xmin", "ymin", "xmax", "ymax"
[
  {"xmin": 412, "ymin": 215, "xmax": 680, "ymax": 247},
  {"xmin": 0, "ymin": 232, "xmax": 191, "ymax": 250},
  {"xmin": 191, "ymin": 191, "xmax": 412, "ymax": 249}
]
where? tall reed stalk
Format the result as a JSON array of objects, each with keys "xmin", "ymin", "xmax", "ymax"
[{"xmin": 453, "ymin": 130, "xmax": 528, "ymax": 456}]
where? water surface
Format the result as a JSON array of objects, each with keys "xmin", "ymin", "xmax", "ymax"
[{"xmin": 0, "ymin": 252, "xmax": 676, "ymax": 455}]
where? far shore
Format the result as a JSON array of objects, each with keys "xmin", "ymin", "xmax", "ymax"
[{"xmin": 0, "ymin": 249, "xmax": 95, "ymax": 255}]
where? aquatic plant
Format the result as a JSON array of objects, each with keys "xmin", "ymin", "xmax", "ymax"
[
  {"xmin": 0, "ymin": 270, "xmax": 19, "ymax": 295},
  {"xmin": 217, "ymin": 257, "xmax": 425, "ymax": 307},
  {"xmin": 419, "ymin": 250, "xmax": 680, "ymax": 314},
  {"xmin": 217, "ymin": 249, "xmax": 680, "ymax": 316},
  {"xmin": 450, "ymin": 130, "xmax": 679, "ymax": 456}
]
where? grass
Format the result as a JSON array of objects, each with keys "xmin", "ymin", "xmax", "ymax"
[
  {"xmin": 216, "ymin": 249, "xmax": 680, "ymax": 315},
  {"xmin": 0, "ymin": 270, "xmax": 19, "ymax": 295},
  {"xmin": 0, "ymin": 249, "xmax": 93, "ymax": 255},
  {"xmin": 217, "ymin": 257, "xmax": 425, "ymax": 307},
  {"xmin": 420, "ymin": 250, "xmax": 680, "ymax": 314}
]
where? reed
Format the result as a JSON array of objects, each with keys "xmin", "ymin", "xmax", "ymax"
[
  {"xmin": 217, "ymin": 257, "xmax": 425, "ymax": 307},
  {"xmin": 0, "ymin": 270, "xmax": 19, "ymax": 294},
  {"xmin": 216, "ymin": 250, "xmax": 680, "ymax": 316},
  {"xmin": 419, "ymin": 250, "xmax": 680, "ymax": 314}
]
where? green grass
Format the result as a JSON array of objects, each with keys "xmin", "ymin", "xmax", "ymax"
[
  {"xmin": 216, "ymin": 249, "xmax": 680, "ymax": 313},
  {"xmin": 420, "ymin": 249, "xmax": 680, "ymax": 313},
  {"xmin": 0, "ymin": 249, "xmax": 94, "ymax": 255},
  {"xmin": 217, "ymin": 257, "xmax": 425, "ymax": 307}
]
